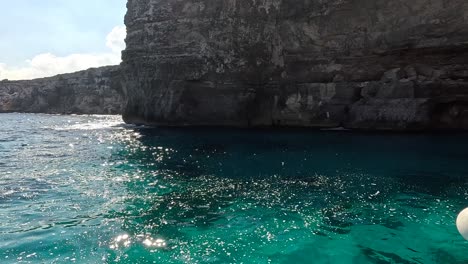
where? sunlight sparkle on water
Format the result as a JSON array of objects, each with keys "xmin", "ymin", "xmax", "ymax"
[
  {"xmin": 142, "ymin": 237, "xmax": 167, "ymax": 248},
  {"xmin": 0, "ymin": 114, "xmax": 467, "ymax": 263},
  {"xmin": 110, "ymin": 234, "xmax": 132, "ymax": 249}
]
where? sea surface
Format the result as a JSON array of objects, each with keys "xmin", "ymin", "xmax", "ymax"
[{"xmin": 0, "ymin": 113, "xmax": 467, "ymax": 264}]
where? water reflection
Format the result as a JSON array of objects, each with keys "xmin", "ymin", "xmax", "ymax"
[
  {"xmin": 142, "ymin": 236, "xmax": 167, "ymax": 249},
  {"xmin": 2, "ymin": 114, "xmax": 466, "ymax": 263},
  {"xmin": 110, "ymin": 234, "xmax": 131, "ymax": 249},
  {"xmin": 107, "ymin": 127, "xmax": 468, "ymax": 263}
]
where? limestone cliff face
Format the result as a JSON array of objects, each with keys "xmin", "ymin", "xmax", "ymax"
[
  {"xmin": 122, "ymin": 0, "xmax": 468, "ymax": 130},
  {"xmin": 0, "ymin": 66, "xmax": 123, "ymax": 114}
]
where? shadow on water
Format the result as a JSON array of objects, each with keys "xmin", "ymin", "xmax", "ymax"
[
  {"xmin": 105, "ymin": 127, "xmax": 468, "ymax": 263},
  {"xmin": 128, "ymin": 127, "xmax": 468, "ymax": 187}
]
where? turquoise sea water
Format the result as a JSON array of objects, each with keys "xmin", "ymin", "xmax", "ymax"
[{"xmin": 0, "ymin": 113, "xmax": 467, "ymax": 263}]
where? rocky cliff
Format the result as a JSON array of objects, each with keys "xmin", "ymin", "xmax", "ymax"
[
  {"xmin": 121, "ymin": 0, "xmax": 468, "ymax": 130},
  {"xmin": 0, "ymin": 66, "xmax": 123, "ymax": 114}
]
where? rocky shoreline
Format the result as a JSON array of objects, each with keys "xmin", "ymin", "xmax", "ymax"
[{"xmin": 0, "ymin": 66, "xmax": 123, "ymax": 115}]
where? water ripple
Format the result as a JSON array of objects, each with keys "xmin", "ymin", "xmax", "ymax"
[{"xmin": 0, "ymin": 114, "xmax": 467, "ymax": 263}]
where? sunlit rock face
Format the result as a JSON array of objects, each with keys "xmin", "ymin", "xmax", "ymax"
[
  {"xmin": 0, "ymin": 66, "xmax": 123, "ymax": 114},
  {"xmin": 121, "ymin": 0, "xmax": 468, "ymax": 130}
]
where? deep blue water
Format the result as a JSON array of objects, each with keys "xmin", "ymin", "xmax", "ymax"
[{"xmin": 0, "ymin": 113, "xmax": 467, "ymax": 263}]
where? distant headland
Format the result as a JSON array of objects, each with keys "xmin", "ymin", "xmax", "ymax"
[{"xmin": 0, "ymin": 66, "xmax": 122, "ymax": 115}]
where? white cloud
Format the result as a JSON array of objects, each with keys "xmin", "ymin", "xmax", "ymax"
[
  {"xmin": 106, "ymin": 26, "xmax": 126, "ymax": 53},
  {"xmin": 0, "ymin": 26, "xmax": 126, "ymax": 81}
]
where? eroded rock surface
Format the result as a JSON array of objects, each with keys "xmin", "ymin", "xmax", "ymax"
[
  {"xmin": 122, "ymin": 0, "xmax": 468, "ymax": 130},
  {"xmin": 0, "ymin": 66, "xmax": 123, "ymax": 114}
]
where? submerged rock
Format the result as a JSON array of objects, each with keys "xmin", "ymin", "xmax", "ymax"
[
  {"xmin": 0, "ymin": 66, "xmax": 123, "ymax": 115},
  {"xmin": 120, "ymin": 0, "xmax": 468, "ymax": 130}
]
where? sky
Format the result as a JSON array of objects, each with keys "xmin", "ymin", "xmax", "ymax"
[{"xmin": 0, "ymin": 0, "xmax": 127, "ymax": 80}]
